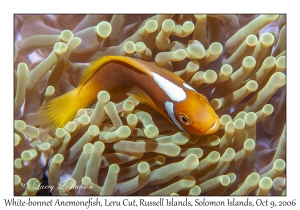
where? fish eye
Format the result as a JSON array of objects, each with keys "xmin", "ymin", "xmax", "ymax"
[{"xmin": 179, "ymin": 113, "xmax": 191, "ymax": 125}]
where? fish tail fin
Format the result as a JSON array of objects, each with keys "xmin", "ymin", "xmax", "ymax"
[{"xmin": 37, "ymin": 88, "xmax": 85, "ymax": 130}]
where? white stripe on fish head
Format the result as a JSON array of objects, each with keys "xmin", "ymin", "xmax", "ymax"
[
  {"xmin": 151, "ymin": 72, "xmax": 186, "ymax": 102},
  {"xmin": 183, "ymin": 82, "xmax": 197, "ymax": 92},
  {"xmin": 164, "ymin": 101, "xmax": 185, "ymax": 131}
]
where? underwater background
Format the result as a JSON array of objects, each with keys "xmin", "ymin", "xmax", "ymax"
[{"xmin": 13, "ymin": 14, "xmax": 286, "ymax": 196}]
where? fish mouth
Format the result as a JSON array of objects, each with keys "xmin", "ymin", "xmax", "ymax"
[{"xmin": 201, "ymin": 119, "xmax": 220, "ymax": 135}]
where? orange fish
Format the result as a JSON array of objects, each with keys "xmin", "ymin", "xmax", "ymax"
[{"xmin": 38, "ymin": 56, "xmax": 220, "ymax": 135}]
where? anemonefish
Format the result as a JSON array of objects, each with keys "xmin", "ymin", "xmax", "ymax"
[{"xmin": 38, "ymin": 56, "xmax": 220, "ymax": 135}]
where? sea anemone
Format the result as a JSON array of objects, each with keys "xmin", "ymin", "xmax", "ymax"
[{"xmin": 14, "ymin": 14, "xmax": 286, "ymax": 196}]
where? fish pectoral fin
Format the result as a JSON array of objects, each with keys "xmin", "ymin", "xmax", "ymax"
[{"xmin": 127, "ymin": 86, "xmax": 159, "ymax": 112}]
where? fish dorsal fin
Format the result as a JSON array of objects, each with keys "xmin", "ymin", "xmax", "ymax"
[
  {"xmin": 78, "ymin": 56, "xmax": 152, "ymax": 90},
  {"xmin": 127, "ymin": 86, "xmax": 159, "ymax": 112}
]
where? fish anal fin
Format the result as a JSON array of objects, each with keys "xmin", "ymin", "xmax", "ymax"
[{"xmin": 127, "ymin": 86, "xmax": 159, "ymax": 112}]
